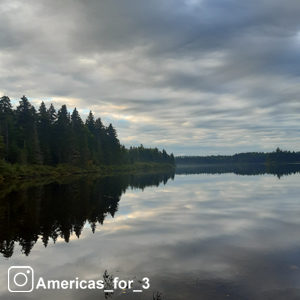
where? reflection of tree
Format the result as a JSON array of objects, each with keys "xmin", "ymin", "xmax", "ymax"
[
  {"xmin": 176, "ymin": 163, "xmax": 300, "ymax": 178},
  {"xmin": 101, "ymin": 270, "xmax": 165, "ymax": 299},
  {"xmin": 153, "ymin": 291, "xmax": 163, "ymax": 299},
  {"xmin": 0, "ymin": 172, "xmax": 174, "ymax": 258},
  {"xmin": 103, "ymin": 270, "xmax": 114, "ymax": 299}
]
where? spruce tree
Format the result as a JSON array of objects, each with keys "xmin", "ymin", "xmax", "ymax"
[
  {"xmin": 55, "ymin": 104, "xmax": 72, "ymax": 163},
  {"xmin": 37, "ymin": 102, "xmax": 52, "ymax": 164},
  {"xmin": 0, "ymin": 95, "xmax": 176, "ymax": 167},
  {"xmin": 47, "ymin": 103, "xmax": 57, "ymax": 164},
  {"xmin": 94, "ymin": 118, "xmax": 105, "ymax": 164},
  {"xmin": 0, "ymin": 96, "xmax": 16, "ymax": 161},
  {"xmin": 71, "ymin": 108, "xmax": 89, "ymax": 166},
  {"xmin": 86, "ymin": 111, "xmax": 95, "ymax": 133},
  {"xmin": 85, "ymin": 111, "xmax": 97, "ymax": 164},
  {"xmin": 16, "ymin": 96, "xmax": 42, "ymax": 164}
]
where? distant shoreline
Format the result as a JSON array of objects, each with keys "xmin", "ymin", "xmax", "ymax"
[
  {"xmin": 175, "ymin": 149, "xmax": 300, "ymax": 166},
  {"xmin": 175, "ymin": 161, "xmax": 300, "ymax": 178}
]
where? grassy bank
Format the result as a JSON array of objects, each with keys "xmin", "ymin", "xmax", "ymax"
[{"xmin": 0, "ymin": 161, "xmax": 175, "ymax": 183}]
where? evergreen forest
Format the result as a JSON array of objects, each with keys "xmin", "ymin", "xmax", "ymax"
[{"xmin": 0, "ymin": 96, "xmax": 175, "ymax": 167}]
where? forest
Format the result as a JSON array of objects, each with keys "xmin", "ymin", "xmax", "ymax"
[
  {"xmin": 0, "ymin": 96, "xmax": 175, "ymax": 168},
  {"xmin": 176, "ymin": 148, "xmax": 300, "ymax": 165}
]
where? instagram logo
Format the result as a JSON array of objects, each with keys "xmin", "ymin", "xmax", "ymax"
[{"xmin": 8, "ymin": 266, "xmax": 34, "ymax": 293}]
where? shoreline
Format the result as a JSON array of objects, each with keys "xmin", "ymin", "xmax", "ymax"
[{"xmin": 0, "ymin": 162, "xmax": 175, "ymax": 184}]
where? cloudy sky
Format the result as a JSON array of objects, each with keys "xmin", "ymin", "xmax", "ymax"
[{"xmin": 0, "ymin": 0, "xmax": 299, "ymax": 155}]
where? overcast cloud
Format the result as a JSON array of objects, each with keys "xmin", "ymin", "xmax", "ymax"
[{"xmin": 0, "ymin": 0, "xmax": 299, "ymax": 155}]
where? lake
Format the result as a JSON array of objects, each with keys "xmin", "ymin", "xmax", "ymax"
[{"xmin": 1, "ymin": 166, "xmax": 300, "ymax": 299}]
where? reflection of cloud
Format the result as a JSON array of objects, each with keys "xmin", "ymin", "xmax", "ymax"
[{"xmin": 0, "ymin": 0, "xmax": 299, "ymax": 154}]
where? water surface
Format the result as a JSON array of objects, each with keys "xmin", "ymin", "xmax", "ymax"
[{"xmin": 1, "ymin": 168, "xmax": 300, "ymax": 299}]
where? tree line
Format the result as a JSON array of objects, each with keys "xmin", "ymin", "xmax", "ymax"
[
  {"xmin": 176, "ymin": 163, "xmax": 300, "ymax": 178},
  {"xmin": 0, "ymin": 95, "xmax": 175, "ymax": 167},
  {"xmin": 176, "ymin": 148, "xmax": 300, "ymax": 165}
]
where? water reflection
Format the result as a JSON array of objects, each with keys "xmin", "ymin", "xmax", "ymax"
[
  {"xmin": 0, "ymin": 167, "xmax": 300, "ymax": 300},
  {"xmin": 176, "ymin": 163, "xmax": 300, "ymax": 178},
  {"xmin": 0, "ymin": 172, "xmax": 174, "ymax": 258}
]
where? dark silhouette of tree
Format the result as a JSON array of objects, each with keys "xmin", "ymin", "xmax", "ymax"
[
  {"xmin": 55, "ymin": 104, "xmax": 72, "ymax": 163},
  {"xmin": 47, "ymin": 103, "xmax": 57, "ymax": 124},
  {"xmin": 0, "ymin": 96, "xmax": 18, "ymax": 162},
  {"xmin": 71, "ymin": 108, "xmax": 89, "ymax": 166},
  {"xmin": 16, "ymin": 96, "xmax": 42, "ymax": 164},
  {"xmin": 86, "ymin": 110, "xmax": 95, "ymax": 132},
  {"xmin": 0, "ymin": 95, "xmax": 175, "ymax": 167},
  {"xmin": 0, "ymin": 96, "xmax": 13, "ymax": 157},
  {"xmin": 46, "ymin": 103, "xmax": 57, "ymax": 163},
  {"xmin": 106, "ymin": 123, "xmax": 121, "ymax": 164},
  {"xmin": 127, "ymin": 145, "xmax": 175, "ymax": 164},
  {"xmin": 94, "ymin": 117, "xmax": 105, "ymax": 164},
  {"xmin": 37, "ymin": 102, "xmax": 52, "ymax": 164},
  {"xmin": 176, "ymin": 149, "xmax": 300, "ymax": 165}
]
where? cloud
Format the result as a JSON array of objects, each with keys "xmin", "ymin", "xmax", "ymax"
[{"xmin": 0, "ymin": 0, "xmax": 299, "ymax": 154}]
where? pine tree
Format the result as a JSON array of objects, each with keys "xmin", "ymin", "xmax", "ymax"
[
  {"xmin": 0, "ymin": 96, "xmax": 15, "ymax": 161},
  {"xmin": 55, "ymin": 104, "xmax": 72, "ymax": 163},
  {"xmin": 94, "ymin": 118, "xmax": 105, "ymax": 164},
  {"xmin": 86, "ymin": 111, "xmax": 95, "ymax": 133},
  {"xmin": 37, "ymin": 102, "xmax": 51, "ymax": 164},
  {"xmin": 71, "ymin": 108, "xmax": 89, "ymax": 166},
  {"xmin": 47, "ymin": 103, "xmax": 57, "ymax": 125},
  {"xmin": 16, "ymin": 96, "xmax": 42, "ymax": 164},
  {"xmin": 0, "ymin": 95, "xmax": 176, "ymax": 167},
  {"xmin": 106, "ymin": 124, "xmax": 122, "ymax": 164},
  {"xmin": 47, "ymin": 103, "xmax": 57, "ymax": 163},
  {"xmin": 85, "ymin": 111, "xmax": 97, "ymax": 164}
]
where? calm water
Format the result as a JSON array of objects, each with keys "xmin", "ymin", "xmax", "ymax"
[{"xmin": 1, "ymin": 167, "xmax": 300, "ymax": 299}]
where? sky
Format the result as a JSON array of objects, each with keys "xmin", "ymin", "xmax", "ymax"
[{"xmin": 0, "ymin": 0, "xmax": 299, "ymax": 155}]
